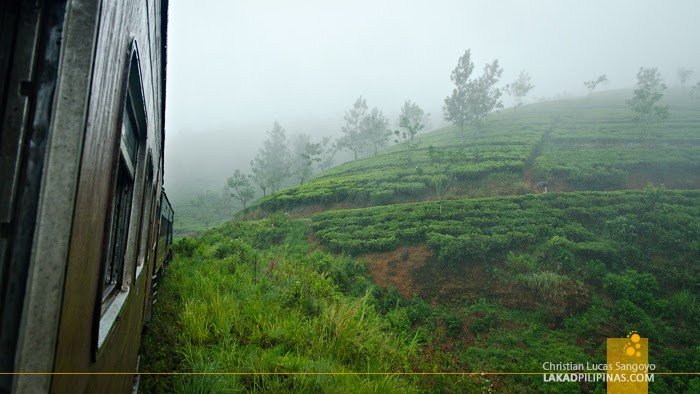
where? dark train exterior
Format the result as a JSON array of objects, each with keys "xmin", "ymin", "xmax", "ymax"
[
  {"xmin": 157, "ymin": 191, "xmax": 175, "ymax": 271},
  {"xmin": 0, "ymin": 0, "xmax": 170, "ymax": 392}
]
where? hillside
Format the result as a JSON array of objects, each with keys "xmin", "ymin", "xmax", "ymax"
[
  {"xmin": 241, "ymin": 89, "xmax": 700, "ymax": 219},
  {"xmin": 141, "ymin": 91, "xmax": 700, "ymax": 392}
]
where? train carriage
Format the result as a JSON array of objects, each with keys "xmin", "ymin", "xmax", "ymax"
[
  {"xmin": 157, "ymin": 191, "xmax": 175, "ymax": 271},
  {"xmin": 0, "ymin": 0, "xmax": 169, "ymax": 392},
  {"xmin": 144, "ymin": 190, "xmax": 173, "ymax": 324}
]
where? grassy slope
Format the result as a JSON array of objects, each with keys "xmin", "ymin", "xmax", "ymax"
[
  {"xmin": 140, "ymin": 217, "xmax": 469, "ymax": 393},
  {"xmin": 241, "ymin": 89, "xmax": 700, "ymax": 219}
]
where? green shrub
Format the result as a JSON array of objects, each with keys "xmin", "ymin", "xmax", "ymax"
[
  {"xmin": 405, "ymin": 296, "xmax": 432, "ymax": 325},
  {"xmin": 564, "ymin": 303, "xmax": 612, "ymax": 338},
  {"xmin": 615, "ymin": 299, "xmax": 657, "ymax": 337},
  {"xmin": 603, "ymin": 269, "xmax": 658, "ymax": 308},
  {"xmin": 605, "ymin": 215, "xmax": 638, "ymax": 241},
  {"xmin": 383, "ymin": 286, "xmax": 402, "ymax": 311},
  {"xmin": 505, "ymin": 252, "xmax": 540, "ymax": 273},
  {"xmin": 442, "ymin": 311, "xmax": 463, "ymax": 336},
  {"xmin": 471, "ymin": 314, "xmax": 495, "ymax": 334},
  {"xmin": 569, "ymin": 166, "xmax": 627, "ymax": 191},
  {"xmin": 581, "ymin": 259, "xmax": 606, "ymax": 284},
  {"xmin": 513, "ymin": 181, "xmax": 532, "ymax": 195},
  {"xmin": 542, "ymin": 236, "xmax": 575, "ymax": 273},
  {"xmin": 427, "ymin": 233, "xmax": 490, "ymax": 266},
  {"xmin": 385, "ymin": 308, "xmax": 411, "ymax": 335},
  {"xmin": 213, "ymin": 240, "xmax": 237, "ymax": 259},
  {"xmin": 172, "ymin": 237, "xmax": 200, "ymax": 257},
  {"xmin": 670, "ymin": 289, "xmax": 697, "ymax": 319},
  {"xmin": 559, "ymin": 223, "xmax": 594, "ymax": 242}
]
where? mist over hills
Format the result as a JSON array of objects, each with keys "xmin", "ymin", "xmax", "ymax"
[
  {"xmin": 142, "ymin": 84, "xmax": 700, "ymax": 392},
  {"xmin": 238, "ymin": 88, "xmax": 699, "ymax": 220}
]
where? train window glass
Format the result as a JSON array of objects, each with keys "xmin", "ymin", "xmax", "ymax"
[
  {"xmin": 150, "ymin": 198, "xmax": 161, "ymax": 261},
  {"xmin": 98, "ymin": 43, "xmax": 148, "ymax": 348},
  {"xmin": 146, "ymin": 186, "xmax": 158, "ymax": 261},
  {"xmin": 134, "ymin": 158, "xmax": 154, "ymax": 279},
  {"xmin": 121, "ymin": 96, "xmax": 139, "ymax": 173},
  {"xmin": 102, "ymin": 105, "xmax": 139, "ymax": 302}
]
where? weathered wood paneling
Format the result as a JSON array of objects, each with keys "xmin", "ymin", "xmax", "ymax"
[{"xmin": 50, "ymin": 0, "xmax": 166, "ymax": 391}]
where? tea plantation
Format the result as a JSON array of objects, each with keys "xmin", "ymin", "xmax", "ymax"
[
  {"xmin": 244, "ymin": 89, "xmax": 700, "ymax": 217},
  {"xmin": 142, "ymin": 90, "xmax": 700, "ymax": 392}
]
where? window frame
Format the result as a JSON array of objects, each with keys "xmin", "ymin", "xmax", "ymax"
[{"xmin": 96, "ymin": 40, "xmax": 149, "ymax": 350}]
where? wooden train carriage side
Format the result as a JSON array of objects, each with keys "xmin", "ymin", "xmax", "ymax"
[
  {"xmin": 0, "ymin": 0, "xmax": 168, "ymax": 393},
  {"xmin": 144, "ymin": 190, "xmax": 173, "ymax": 324},
  {"xmin": 156, "ymin": 191, "xmax": 174, "ymax": 272}
]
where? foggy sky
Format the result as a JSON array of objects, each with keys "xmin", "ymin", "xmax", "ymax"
[{"xmin": 164, "ymin": 0, "xmax": 700, "ymax": 197}]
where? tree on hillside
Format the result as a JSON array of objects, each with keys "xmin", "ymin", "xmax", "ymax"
[
  {"xmin": 337, "ymin": 96, "xmax": 368, "ymax": 159},
  {"xmin": 584, "ymin": 74, "xmax": 608, "ymax": 93},
  {"xmin": 190, "ymin": 190, "xmax": 221, "ymax": 228},
  {"xmin": 219, "ymin": 185, "xmax": 235, "ymax": 218},
  {"xmin": 290, "ymin": 133, "xmax": 322, "ymax": 185},
  {"xmin": 227, "ymin": 169, "xmax": 255, "ymax": 209},
  {"xmin": 443, "ymin": 50, "xmax": 474, "ymax": 146},
  {"xmin": 444, "ymin": 50, "xmax": 503, "ymax": 144},
  {"xmin": 677, "ymin": 67, "xmax": 693, "ymax": 88},
  {"xmin": 250, "ymin": 154, "xmax": 267, "ymax": 197},
  {"xmin": 394, "ymin": 100, "xmax": 427, "ymax": 163},
  {"xmin": 318, "ymin": 136, "xmax": 337, "ymax": 172},
  {"xmin": 691, "ymin": 81, "xmax": 700, "ymax": 102},
  {"xmin": 466, "ymin": 59, "xmax": 504, "ymax": 135},
  {"xmin": 362, "ymin": 107, "xmax": 391, "ymax": 156},
  {"xmin": 504, "ymin": 70, "xmax": 534, "ymax": 109},
  {"xmin": 626, "ymin": 67, "xmax": 669, "ymax": 136},
  {"xmin": 427, "ymin": 145, "xmax": 464, "ymax": 218},
  {"xmin": 261, "ymin": 121, "xmax": 290, "ymax": 192}
]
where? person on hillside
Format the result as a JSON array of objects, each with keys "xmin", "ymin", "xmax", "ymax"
[{"xmin": 543, "ymin": 186, "xmax": 548, "ymax": 193}]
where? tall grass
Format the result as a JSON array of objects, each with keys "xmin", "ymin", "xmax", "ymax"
[
  {"xmin": 516, "ymin": 271, "xmax": 569, "ymax": 302},
  {"xmin": 140, "ymin": 218, "xmax": 419, "ymax": 392}
]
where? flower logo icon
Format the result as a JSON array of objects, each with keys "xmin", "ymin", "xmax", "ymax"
[{"xmin": 624, "ymin": 331, "xmax": 642, "ymax": 357}]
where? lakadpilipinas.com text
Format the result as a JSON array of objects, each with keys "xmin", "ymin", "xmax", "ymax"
[{"xmin": 542, "ymin": 362, "xmax": 655, "ymax": 383}]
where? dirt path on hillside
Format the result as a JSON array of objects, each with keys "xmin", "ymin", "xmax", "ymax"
[
  {"xmin": 524, "ymin": 126, "xmax": 553, "ymax": 190},
  {"xmin": 523, "ymin": 163, "xmax": 535, "ymax": 189}
]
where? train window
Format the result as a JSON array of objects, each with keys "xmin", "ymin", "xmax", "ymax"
[
  {"xmin": 102, "ymin": 96, "xmax": 140, "ymax": 301},
  {"xmin": 135, "ymin": 156, "xmax": 154, "ymax": 275},
  {"xmin": 98, "ymin": 42, "xmax": 148, "ymax": 348}
]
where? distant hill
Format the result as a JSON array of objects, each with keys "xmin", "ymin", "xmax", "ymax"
[{"xmin": 240, "ymin": 88, "xmax": 700, "ymax": 220}]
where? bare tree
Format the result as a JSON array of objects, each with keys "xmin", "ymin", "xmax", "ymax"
[{"xmin": 427, "ymin": 146, "xmax": 463, "ymax": 218}]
